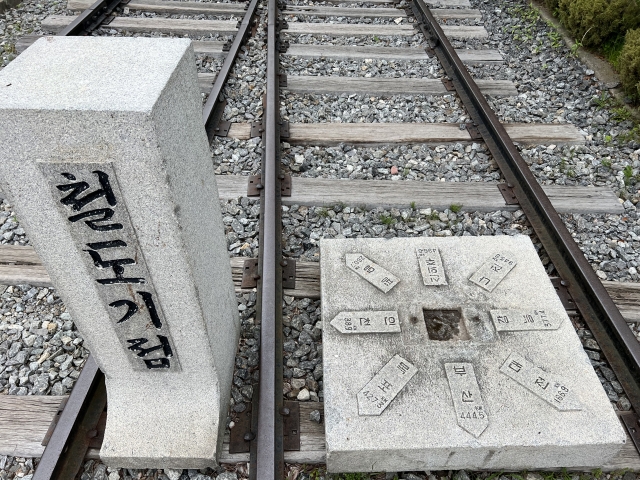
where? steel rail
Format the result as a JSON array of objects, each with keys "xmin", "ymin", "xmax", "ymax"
[
  {"xmin": 33, "ymin": 7, "xmax": 131, "ymax": 479},
  {"xmin": 253, "ymin": 0, "xmax": 284, "ymax": 476},
  {"xmin": 33, "ymin": 356, "xmax": 107, "ymax": 480},
  {"xmin": 58, "ymin": 0, "xmax": 125, "ymax": 36},
  {"xmin": 203, "ymin": 0, "xmax": 259, "ymax": 142},
  {"xmin": 35, "ymin": 1, "xmax": 265, "ymax": 479},
  {"xmin": 412, "ymin": 0, "xmax": 640, "ymax": 413}
]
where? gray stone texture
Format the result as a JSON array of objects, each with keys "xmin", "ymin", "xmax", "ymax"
[
  {"xmin": 0, "ymin": 0, "xmax": 20, "ymax": 15},
  {"xmin": 320, "ymin": 236, "xmax": 625, "ymax": 473},
  {"xmin": 0, "ymin": 37, "xmax": 239, "ymax": 468}
]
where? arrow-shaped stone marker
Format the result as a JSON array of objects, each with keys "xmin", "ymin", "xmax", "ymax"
[
  {"xmin": 416, "ymin": 247, "xmax": 448, "ymax": 286},
  {"xmin": 346, "ymin": 253, "xmax": 400, "ymax": 293},
  {"xmin": 500, "ymin": 352, "xmax": 582, "ymax": 411},
  {"xmin": 491, "ymin": 309, "xmax": 562, "ymax": 332},
  {"xmin": 444, "ymin": 362, "xmax": 489, "ymax": 438},
  {"xmin": 469, "ymin": 252, "xmax": 517, "ymax": 292},
  {"xmin": 357, "ymin": 354, "xmax": 417, "ymax": 416},
  {"xmin": 331, "ymin": 311, "xmax": 401, "ymax": 334}
]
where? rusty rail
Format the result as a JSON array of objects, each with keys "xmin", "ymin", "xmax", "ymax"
[
  {"xmin": 253, "ymin": 0, "xmax": 284, "ymax": 476},
  {"xmin": 412, "ymin": 0, "xmax": 640, "ymax": 417}
]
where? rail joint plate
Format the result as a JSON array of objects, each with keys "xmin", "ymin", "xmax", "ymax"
[
  {"xmin": 282, "ymin": 258, "xmax": 296, "ymax": 289},
  {"xmin": 551, "ymin": 277, "xmax": 577, "ymax": 311},
  {"xmin": 282, "ymin": 401, "xmax": 300, "ymax": 451},
  {"xmin": 241, "ymin": 258, "xmax": 260, "ymax": 288},
  {"xmin": 497, "ymin": 183, "xmax": 519, "ymax": 205},
  {"xmin": 620, "ymin": 412, "xmax": 640, "ymax": 456},
  {"xmin": 229, "ymin": 402, "xmax": 253, "ymax": 453}
]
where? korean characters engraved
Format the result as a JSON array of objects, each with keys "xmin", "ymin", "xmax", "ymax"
[
  {"xmin": 469, "ymin": 252, "xmax": 517, "ymax": 292},
  {"xmin": 500, "ymin": 352, "xmax": 581, "ymax": 411},
  {"xmin": 357, "ymin": 354, "xmax": 418, "ymax": 416},
  {"xmin": 42, "ymin": 163, "xmax": 179, "ymax": 371},
  {"xmin": 445, "ymin": 363, "xmax": 489, "ymax": 437},
  {"xmin": 330, "ymin": 311, "xmax": 401, "ymax": 334},
  {"xmin": 345, "ymin": 253, "xmax": 400, "ymax": 293},
  {"xmin": 416, "ymin": 247, "xmax": 448, "ymax": 286},
  {"xmin": 490, "ymin": 309, "xmax": 562, "ymax": 331}
]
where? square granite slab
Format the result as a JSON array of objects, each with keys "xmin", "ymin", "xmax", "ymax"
[{"xmin": 320, "ymin": 236, "xmax": 625, "ymax": 473}]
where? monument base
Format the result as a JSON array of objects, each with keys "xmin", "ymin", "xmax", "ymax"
[
  {"xmin": 320, "ymin": 236, "xmax": 625, "ymax": 473},
  {"xmin": 0, "ymin": 36, "xmax": 239, "ymax": 469},
  {"xmin": 100, "ymin": 377, "xmax": 223, "ymax": 469}
]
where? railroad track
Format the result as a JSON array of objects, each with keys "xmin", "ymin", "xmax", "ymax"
[{"xmin": 3, "ymin": 0, "xmax": 640, "ymax": 478}]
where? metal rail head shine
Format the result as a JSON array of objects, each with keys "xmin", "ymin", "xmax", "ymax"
[
  {"xmin": 411, "ymin": 0, "xmax": 640, "ymax": 416},
  {"xmin": 254, "ymin": 0, "xmax": 285, "ymax": 476}
]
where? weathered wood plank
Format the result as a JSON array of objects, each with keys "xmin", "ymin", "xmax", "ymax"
[
  {"xmin": 456, "ymin": 49, "xmax": 503, "ymax": 64},
  {"xmin": 227, "ymin": 123, "xmax": 584, "ymax": 146},
  {"xmin": 602, "ymin": 280, "xmax": 640, "ymax": 322},
  {"xmin": 67, "ymin": 0, "xmax": 247, "ymax": 15},
  {"xmin": 198, "ymin": 72, "xmax": 216, "ymax": 93},
  {"xmin": 3, "ymin": 396, "xmax": 640, "ymax": 470},
  {"xmin": 0, "ymin": 264, "xmax": 52, "ymax": 287},
  {"xmin": 42, "ymin": 15, "xmax": 238, "ymax": 35},
  {"xmin": 15, "ymin": 35, "xmax": 41, "ymax": 54},
  {"xmin": 0, "ymin": 244, "xmax": 42, "ymax": 264},
  {"xmin": 504, "ymin": 123, "xmax": 586, "ymax": 145},
  {"xmin": 430, "ymin": 8, "xmax": 481, "ymax": 19},
  {"xmin": 283, "ymin": 75, "xmax": 517, "ymax": 96},
  {"xmin": 440, "ymin": 25, "xmax": 487, "ymax": 38},
  {"xmin": 312, "ymin": 0, "xmax": 472, "ymax": 6},
  {"xmin": 285, "ymin": 76, "xmax": 448, "ymax": 95},
  {"xmin": 5, "ymin": 238, "xmax": 635, "ymax": 307},
  {"xmin": 284, "ymin": 6, "xmax": 481, "ymax": 19},
  {"xmin": 0, "ymin": 248, "xmax": 258, "ymax": 295},
  {"xmin": 214, "ymin": 175, "xmax": 622, "ymax": 215},
  {"xmin": 284, "ymin": 44, "xmax": 503, "ymax": 64},
  {"xmin": 0, "ymin": 396, "xmax": 67, "ymax": 457},
  {"xmin": 193, "ymin": 40, "xmax": 227, "ymax": 57},
  {"xmin": 284, "ymin": 22, "xmax": 415, "ymax": 37},
  {"xmin": 302, "ymin": 0, "xmax": 399, "ymax": 4},
  {"xmin": 473, "ymin": 79, "xmax": 518, "ymax": 96},
  {"xmin": 424, "ymin": 0, "xmax": 471, "ymax": 5},
  {"xmin": 285, "ymin": 5, "xmax": 406, "ymax": 18},
  {"xmin": 284, "ymin": 22, "xmax": 487, "ymax": 38},
  {"xmin": 16, "ymin": 36, "xmax": 226, "ymax": 57},
  {"xmin": 285, "ymin": 43, "xmax": 429, "ymax": 61}
]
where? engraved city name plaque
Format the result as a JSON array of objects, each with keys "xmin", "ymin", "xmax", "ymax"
[
  {"xmin": 330, "ymin": 310, "xmax": 401, "ymax": 334},
  {"xmin": 469, "ymin": 252, "xmax": 517, "ymax": 292},
  {"xmin": 416, "ymin": 247, "xmax": 447, "ymax": 286},
  {"xmin": 356, "ymin": 354, "xmax": 417, "ymax": 416},
  {"xmin": 40, "ymin": 163, "xmax": 180, "ymax": 372},
  {"xmin": 500, "ymin": 352, "xmax": 582, "ymax": 411},
  {"xmin": 444, "ymin": 362, "xmax": 489, "ymax": 438},
  {"xmin": 491, "ymin": 309, "xmax": 562, "ymax": 332},
  {"xmin": 345, "ymin": 253, "xmax": 400, "ymax": 293},
  {"xmin": 321, "ymin": 237, "xmax": 624, "ymax": 473}
]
